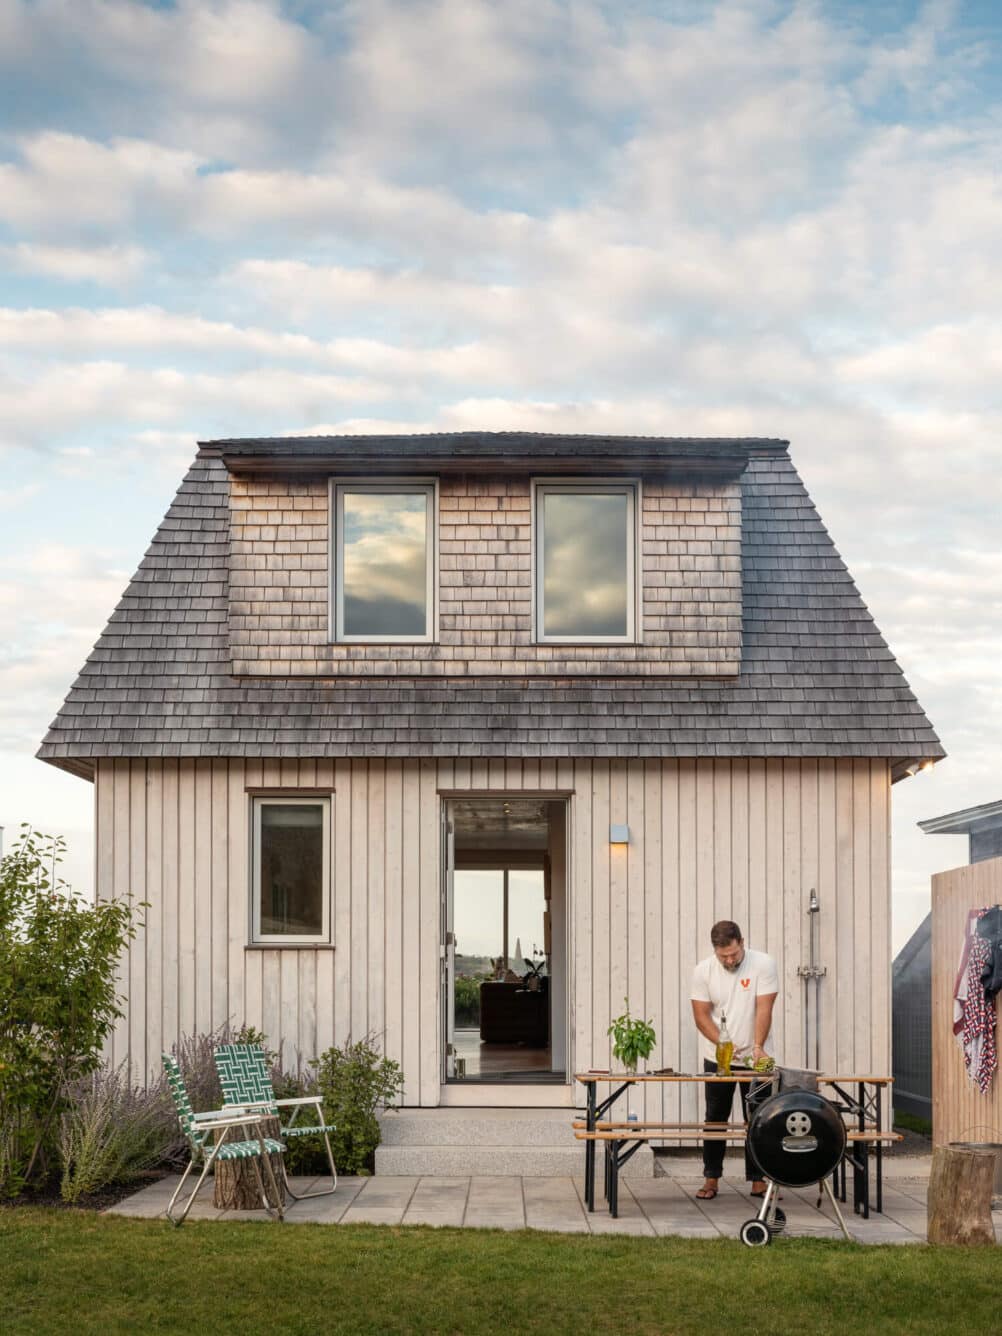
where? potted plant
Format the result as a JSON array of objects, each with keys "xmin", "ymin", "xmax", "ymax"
[{"xmin": 607, "ymin": 999, "xmax": 657, "ymax": 1074}]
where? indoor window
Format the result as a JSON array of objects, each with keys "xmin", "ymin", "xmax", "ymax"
[
  {"xmin": 251, "ymin": 797, "xmax": 330, "ymax": 944},
  {"xmin": 332, "ymin": 482, "xmax": 435, "ymax": 641},
  {"xmin": 534, "ymin": 482, "xmax": 636, "ymax": 642}
]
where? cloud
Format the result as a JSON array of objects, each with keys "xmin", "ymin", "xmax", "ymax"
[
  {"xmin": 1, "ymin": 0, "xmax": 1000, "ymax": 953},
  {"xmin": 0, "ymin": 359, "xmax": 397, "ymax": 451},
  {"xmin": 0, "ymin": 544, "xmax": 126, "ymax": 753},
  {"xmin": 0, "ymin": 133, "xmax": 203, "ymax": 236},
  {"xmin": 3, "ymin": 242, "xmax": 149, "ymax": 286}
]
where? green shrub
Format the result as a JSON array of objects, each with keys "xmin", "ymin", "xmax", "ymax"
[
  {"xmin": 269, "ymin": 1067, "xmax": 330, "ymax": 1175},
  {"xmin": 454, "ymin": 973, "xmax": 485, "ymax": 1026},
  {"xmin": 58, "ymin": 1066, "xmax": 170, "ymax": 1203},
  {"xmin": 312, "ymin": 1035, "xmax": 404, "ymax": 1175},
  {"xmin": 0, "ymin": 827, "xmax": 140, "ymax": 1196}
]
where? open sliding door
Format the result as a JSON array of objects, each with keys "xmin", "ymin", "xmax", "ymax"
[{"xmin": 441, "ymin": 804, "xmax": 456, "ymax": 1080}]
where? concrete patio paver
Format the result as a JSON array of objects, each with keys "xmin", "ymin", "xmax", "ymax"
[
  {"xmin": 523, "ymin": 1176, "xmax": 590, "ymax": 1234},
  {"xmin": 403, "ymin": 1176, "xmax": 470, "ymax": 1227},
  {"xmin": 463, "ymin": 1175, "xmax": 526, "ymax": 1230},
  {"xmin": 106, "ymin": 1166, "xmax": 948, "ymax": 1243}
]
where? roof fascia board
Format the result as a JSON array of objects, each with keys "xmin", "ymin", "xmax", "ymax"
[
  {"xmin": 218, "ymin": 451, "xmax": 750, "ymax": 479},
  {"xmin": 918, "ymin": 799, "xmax": 1002, "ymax": 834}
]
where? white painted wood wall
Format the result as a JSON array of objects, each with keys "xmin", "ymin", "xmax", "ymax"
[{"xmin": 97, "ymin": 756, "xmax": 891, "ymax": 1118}]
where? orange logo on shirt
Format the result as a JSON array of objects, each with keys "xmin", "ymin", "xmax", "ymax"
[{"xmin": 740, "ymin": 978, "xmax": 750, "ymax": 989}]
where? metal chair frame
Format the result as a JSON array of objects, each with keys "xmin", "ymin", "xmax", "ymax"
[
  {"xmin": 161, "ymin": 1053, "xmax": 285, "ymax": 1227},
  {"xmin": 213, "ymin": 1043, "xmax": 338, "ymax": 1200}
]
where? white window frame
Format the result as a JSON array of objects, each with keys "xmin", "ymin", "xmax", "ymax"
[
  {"xmin": 250, "ymin": 796, "xmax": 331, "ymax": 945},
  {"xmin": 330, "ymin": 478, "xmax": 438, "ymax": 643},
  {"xmin": 532, "ymin": 478, "xmax": 639, "ymax": 645}
]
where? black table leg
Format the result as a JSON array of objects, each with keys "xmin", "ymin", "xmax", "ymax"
[
  {"xmin": 875, "ymin": 1083, "xmax": 883, "ymax": 1215},
  {"xmin": 610, "ymin": 1140, "xmax": 623, "ymax": 1219},
  {"xmin": 585, "ymin": 1081, "xmax": 596, "ymax": 1211},
  {"xmin": 856, "ymin": 1082, "xmax": 866, "ymax": 1216}
]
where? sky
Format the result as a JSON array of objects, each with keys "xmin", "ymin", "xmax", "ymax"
[{"xmin": 2, "ymin": 0, "xmax": 1000, "ymax": 951}]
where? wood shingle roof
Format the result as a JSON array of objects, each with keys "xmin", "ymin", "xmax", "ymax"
[{"xmin": 37, "ymin": 435, "xmax": 944, "ymax": 778}]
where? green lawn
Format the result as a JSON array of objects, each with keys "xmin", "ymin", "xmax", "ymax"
[{"xmin": 3, "ymin": 1208, "xmax": 1001, "ymax": 1335}]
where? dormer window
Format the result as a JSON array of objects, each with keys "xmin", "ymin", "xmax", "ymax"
[
  {"xmin": 331, "ymin": 481, "xmax": 436, "ymax": 642},
  {"xmin": 533, "ymin": 481, "xmax": 637, "ymax": 643}
]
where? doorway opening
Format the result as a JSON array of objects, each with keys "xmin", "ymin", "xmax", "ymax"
[{"xmin": 443, "ymin": 797, "xmax": 567, "ymax": 1084}]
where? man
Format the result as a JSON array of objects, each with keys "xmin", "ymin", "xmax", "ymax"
[{"xmin": 690, "ymin": 920, "xmax": 778, "ymax": 1200}]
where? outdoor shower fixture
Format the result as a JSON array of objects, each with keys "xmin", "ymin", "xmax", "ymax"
[{"xmin": 796, "ymin": 888, "xmax": 826, "ymax": 1070}]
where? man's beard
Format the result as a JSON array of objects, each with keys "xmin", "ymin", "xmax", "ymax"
[{"xmin": 721, "ymin": 954, "xmax": 744, "ymax": 972}]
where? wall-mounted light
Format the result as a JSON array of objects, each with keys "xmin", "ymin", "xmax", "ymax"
[
  {"xmin": 609, "ymin": 824, "xmax": 630, "ymax": 845},
  {"xmin": 904, "ymin": 759, "xmax": 937, "ymax": 777}
]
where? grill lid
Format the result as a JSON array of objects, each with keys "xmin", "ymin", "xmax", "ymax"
[{"xmin": 746, "ymin": 1090, "xmax": 846, "ymax": 1186}]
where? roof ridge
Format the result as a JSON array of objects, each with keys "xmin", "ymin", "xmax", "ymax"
[{"xmin": 202, "ymin": 430, "xmax": 790, "ymax": 447}]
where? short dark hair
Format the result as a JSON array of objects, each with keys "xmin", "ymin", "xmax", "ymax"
[{"xmin": 710, "ymin": 920, "xmax": 743, "ymax": 948}]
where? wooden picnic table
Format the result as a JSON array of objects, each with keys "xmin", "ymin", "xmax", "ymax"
[{"xmin": 574, "ymin": 1070, "xmax": 895, "ymax": 1219}]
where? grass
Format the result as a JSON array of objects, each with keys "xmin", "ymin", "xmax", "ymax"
[
  {"xmin": 3, "ymin": 1209, "xmax": 1002, "ymax": 1335},
  {"xmin": 894, "ymin": 1111, "xmax": 933, "ymax": 1137}
]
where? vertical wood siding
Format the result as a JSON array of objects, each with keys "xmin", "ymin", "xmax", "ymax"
[
  {"xmin": 98, "ymin": 757, "xmax": 891, "ymax": 1109},
  {"xmin": 931, "ymin": 856, "xmax": 1002, "ymax": 1147}
]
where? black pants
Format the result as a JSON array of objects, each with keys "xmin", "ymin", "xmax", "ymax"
[{"xmin": 702, "ymin": 1059, "xmax": 758, "ymax": 1181}]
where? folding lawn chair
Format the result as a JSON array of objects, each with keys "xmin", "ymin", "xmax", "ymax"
[
  {"xmin": 161, "ymin": 1052, "xmax": 286, "ymax": 1227},
  {"xmin": 214, "ymin": 1043, "xmax": 338, "ymax": 1199}
]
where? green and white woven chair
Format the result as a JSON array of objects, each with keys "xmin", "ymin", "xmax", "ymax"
[
  {"xmin": 214, "ymin": 1043, "xmax": 337, "ymax": 1199},
  {"xmin": 161, "ymin": 1052, "xmax": 286, "ymax": 1226}
]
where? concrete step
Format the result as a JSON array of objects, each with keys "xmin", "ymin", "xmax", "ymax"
[
  {"xmin": 376, "ymin": 1107, "xmax": 654, "ymax": 1178},
  {"xmin": 380, "ymin": 1108, "xmax": 577, "ymax": 1148},
  {"xmin": 375, "ymin": 1143, "xmax": 654, "ymax": 1178}
]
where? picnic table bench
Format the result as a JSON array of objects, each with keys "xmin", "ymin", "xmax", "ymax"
[{"xmin": 574, "ymin": 1071, "xmax": 900, "ymax": 1219}]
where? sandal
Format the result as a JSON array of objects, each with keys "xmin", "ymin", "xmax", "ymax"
[{"xmin": 695, "ymin": 1185, "xmax": 719, "ymax": 1200}]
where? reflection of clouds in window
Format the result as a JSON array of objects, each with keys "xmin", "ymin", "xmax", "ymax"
[
  {"xmin": 543, "ymin": 492, "xmax": 628, "ymax": 637},
  {"xmin": 342, "ymin": 492, "xmax": 427, "ymax": 635}
]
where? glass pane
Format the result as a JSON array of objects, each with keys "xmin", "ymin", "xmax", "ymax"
[
  {"xmin": 454, "ymin": 870, "xmax": 504, "ymax": 1028},
  {"xmin": 342, "ymin": 490, "xmax": 428, "ymax": 636},
  {"xmin": 507, "ymin": 870, "xmax": 547, "ymax": 975},
  {"xmin": 542, "ymin": 491, "xmax": 629, "ymax": 637},
  {"xmin": 259, "ymin": 804, "xmax": 324, "ymax": 936}
]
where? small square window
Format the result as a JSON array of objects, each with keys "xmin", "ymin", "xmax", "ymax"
[
  {"xmin": 534, "ymin": 482, "xmax": 637, "ymax": 642},
  {"xmin": 251, "ymin": 797, "xmax": 330, "ymax": 944},
  {"xmin": 332, "ymin": 482, "xmax": 436, "ymax": 642}
]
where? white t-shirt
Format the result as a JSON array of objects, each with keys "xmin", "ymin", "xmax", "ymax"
[{"xmin": 690, "ymin": 947, "xmax": 780, "ymax": 1065}]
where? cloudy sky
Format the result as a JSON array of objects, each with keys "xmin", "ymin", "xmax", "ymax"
[{"xmin": 2, "ymin": 0, "xmax": 999, "ymax": 949}]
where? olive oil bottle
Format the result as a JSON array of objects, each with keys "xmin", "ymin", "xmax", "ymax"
[{"xmin": 715, "ymin": 1012, "xmax": 734, "ymax": 1076}]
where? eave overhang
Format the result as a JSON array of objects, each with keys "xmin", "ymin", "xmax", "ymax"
[{"xmin": 207, "ymin": 432, "xmax": 788, "ymax": 479}]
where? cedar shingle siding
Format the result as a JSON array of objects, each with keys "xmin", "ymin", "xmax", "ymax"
[
  {"xmin": 37, "ymin": 434, "xmax": 944, "ymax": 773},
  {"xmin": 229, "ymin": 475, "xmax": 742, "ymax": 676}
]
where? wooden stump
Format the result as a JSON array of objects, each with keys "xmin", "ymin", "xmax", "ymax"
[
  {"xmin": 213, "ymin": 1115, "xmax": 286, "ymax": 1211},
  {"xmin": 927, "ymin": 1145, "xmax": 996, "ymax": 1245}
]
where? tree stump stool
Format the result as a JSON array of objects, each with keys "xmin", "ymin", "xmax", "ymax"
[
  {"xmin": 213, "ymin": 1115, "xmax": 286, "ymax": 1211},
  {"xmin": 927, "ymin": 1145, "xmax": 996, "ymax": 1245}
]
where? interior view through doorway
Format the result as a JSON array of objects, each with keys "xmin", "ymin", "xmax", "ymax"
[{"xmin": 444, "ymin": 797, "xmax": 567, "ymax": 1084}]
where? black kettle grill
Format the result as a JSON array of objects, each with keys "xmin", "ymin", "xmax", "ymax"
[{"xmin": 738, "ymin": 1087, "xmax": 851, "ymax": 1246}]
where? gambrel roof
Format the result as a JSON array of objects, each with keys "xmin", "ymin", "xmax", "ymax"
[{"xmin": 37, "ymin": 433, "xmax": 944, "ymax": 779}]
